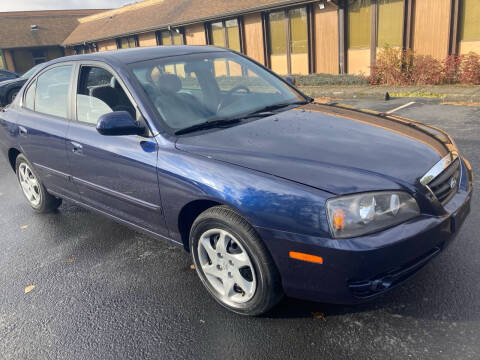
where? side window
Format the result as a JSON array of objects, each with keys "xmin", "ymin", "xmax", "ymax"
[
  {"xmin": 24, "ymin": 80, "xmax": 36, "ymax": 110},
  {"xmin": 35, "ymin": 65, "xmax": 73, "ymax": 118},
  {"xmin": 76, "ymin": 66, "xmax": 135, "ymax": 125}
]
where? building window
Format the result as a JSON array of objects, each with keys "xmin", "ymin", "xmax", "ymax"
[
  {"xmin": 157, "ymin": 29, "xmax": 184, "ymax": 45},
  {"xmin": 31, "ymin": 49, "xmax": 47, "ymax": 65},
  {"xmin": 268, "ymin": 7, "xmax": 309, "ymax": 75},
  {"xmin": 209, "ymin": 19, "xmax": 241, "ymax": 52},
  {"xmin": 348, "ymin": 0, "xmax": 371, "ymax": 50},
  {"xmin": 460, "ymin": 0, "xmax": 480, "ymax": 42},
  {"xmin": 377, "ymin": 0, "xmax": 404, "ymax": 48},
  {"xmin": 117, "ymin": 36, "xmax": 138, "ymax": 49},
  {"xmin": 74, "ymin": 46, "xmax": 85, "ymax": 55}
]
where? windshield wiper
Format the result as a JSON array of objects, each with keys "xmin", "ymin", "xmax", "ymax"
[
  {"xmin": 174, "ymin": 99, "xmax": 311, "ymax": 135},
  {"xmin": 174, "ymin": 118, "xmax": 243, "ymax": 135},
  {"xmin": 249, "ymin": 100, "xmax": 311, "ymax": 115}
]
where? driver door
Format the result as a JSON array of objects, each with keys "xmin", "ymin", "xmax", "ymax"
[{"xmin": 66, "ymin": 64, "xmax": 168, "ymax": 236}]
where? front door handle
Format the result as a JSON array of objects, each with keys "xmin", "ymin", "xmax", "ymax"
[
  {"xmin": 70, "ymin": 141, "xmax": 83, "ymax": 154},
  {"xmin": 18, "ymin": 126, "xmax": 27, "ymax": 136}
]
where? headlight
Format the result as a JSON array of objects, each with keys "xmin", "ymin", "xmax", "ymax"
[{"xmin": 326, "ymin": 191, "xmax": 420, "ymax": 239}]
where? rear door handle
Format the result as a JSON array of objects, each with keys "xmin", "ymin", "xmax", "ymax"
[
  {"xmin": 18, "ymin": 126, "xmax": 27, "ymax": 136},
  {"xmin": 70, "ymin": 141, "xmax": 83, "ymax": 154}
]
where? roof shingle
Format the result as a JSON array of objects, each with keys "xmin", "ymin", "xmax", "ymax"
[
  {"xmin": 63, "ymin": 0, "xmax": 313, "ymax": 46},
  {"xmin": 0, "ymin": 10, "xmax": 107, "ymax": 49}
]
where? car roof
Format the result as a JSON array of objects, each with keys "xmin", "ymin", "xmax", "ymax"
[{"xmin": 53, "ymin": 46, "xmax": 229, "ymax": 66}]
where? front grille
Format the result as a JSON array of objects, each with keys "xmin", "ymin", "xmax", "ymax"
[{"xmin": 427, "ymin": 159, "xmax": 460, "ymax": 204}]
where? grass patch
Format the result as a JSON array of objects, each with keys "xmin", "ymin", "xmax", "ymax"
[
  {"xmin": 294, "ymin": 73, "xmax": 368, "ymax": 86},
  {"xmin": 389, "ymin": 91, "xmax": 446, "ymax": 99}
]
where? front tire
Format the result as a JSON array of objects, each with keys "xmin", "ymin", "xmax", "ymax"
[
  {"xmin": 190, "ymin": 206, "xmax": 283, "ymax": 316},
  {"xmin": 15, "ymin": 154, "xmax": 62, "ymax": 213}
]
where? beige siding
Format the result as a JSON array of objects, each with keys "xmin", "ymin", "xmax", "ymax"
[
  {"xmin": 4, "ymin": 49, "xmax": 15, "ymax": 72},
  {"xmin": 291, "ymin": 53, "xmax": 309, "ymax": 75},
  {"xmin": 98, "ymin": 39, "xmax": 118, "ymax": 51},
  {"xmin": 413, "ymin": 0, "xmax": 451, "ymax": 59},
  {"xmin": 348, "ymin": 48, "xmax": 370, "ymax": 75},
  {"xmin": 243, "ymin": 13, "xmax": 265, "ymax": 65},
  {"xmin": 314, "ymin": 4, "xmax": 339, "ymax": 74},
  {"xmin": 185, "ymin": 23, "xmax": 206, "ymax": 45},
  {"xmin": 460, "ymin": 40, "xmax": 480, "ymax": 55},
  {"xmin": 0, "ymin": 51, "xmax": 5, "ymax": 69},
  {"xmin": 138, "ymin": 31, "xmax": 157, "ymax": 47}
]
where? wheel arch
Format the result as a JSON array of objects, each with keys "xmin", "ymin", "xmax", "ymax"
[
  {"xmin": 8, "ymin": 147, "xmax": 21, "ymax": 172},
  {"xmin": 177, "ymin": 199, "xmax": 257, "ymax": 252},
  {"xmin": 177, "ymin": 199, "xmax": 223, "ymax": 251}
]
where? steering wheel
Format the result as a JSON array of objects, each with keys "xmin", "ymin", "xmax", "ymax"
[{"xmin": 217, "ymin": 85, "xmax": 251, "ymax": 112}]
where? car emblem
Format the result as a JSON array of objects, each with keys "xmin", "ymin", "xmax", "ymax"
[{"xmin": 449, "ymin": 177, "xmax": 457, "ymax": 189}]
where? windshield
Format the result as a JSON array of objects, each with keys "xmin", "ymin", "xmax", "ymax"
[{"xmin": 130, "ymin": 51, "xmax": 305, "ymax": 132}]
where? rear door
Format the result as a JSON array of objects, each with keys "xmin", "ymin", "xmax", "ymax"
[
  {"xmin": 16, "ymin": 63, "xmax": 78, "ymax": 199},
  {"xmin": 66, "ymin": 63, "xmax": 167, "ymax": 236}
]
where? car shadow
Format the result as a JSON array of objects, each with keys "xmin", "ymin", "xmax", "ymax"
[
  {"xmin": 45, "ymin": 201, "xmax": 480, "ymax": 324},
  {"xmin": 266, "ymin": 256, "xmax": 480, "ymax": 323}
]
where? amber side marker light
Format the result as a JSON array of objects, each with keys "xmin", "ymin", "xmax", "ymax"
[{"xmin": 289, "ymin": 251, "xmax": 324, "ymax": 264}]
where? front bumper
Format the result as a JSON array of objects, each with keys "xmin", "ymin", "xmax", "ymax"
[{"xmin": 257, "ymin": 159, "xmax": 473, "ymax": 304}]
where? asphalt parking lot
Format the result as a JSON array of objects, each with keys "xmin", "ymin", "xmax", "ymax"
[{"xmin": 1, "ymin": 98, "xmax": 479, "ymax": 360}]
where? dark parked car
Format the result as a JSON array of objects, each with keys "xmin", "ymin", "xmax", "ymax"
[
  {"xmin": 0, "ymin": 47, "xmax": 473, "ymax": 315},
  {"xmin": 0, "ymin": 69, "xmax": 20, "ymax": 83},
  {"xmin": 0, "ymin": 64, "xmax": 42, "ymax": 107}
]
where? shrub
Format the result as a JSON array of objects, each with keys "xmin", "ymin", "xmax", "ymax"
[
  {"xmin": 368, "ymin": 47, "xmax": 407, "ymax": 86},
  {"xmin": 442, "ymin": 55, "xmax": 462, "ymax": 84},
  {"xmin": 411, "ymin": 55, "xmax": 444, "ymax": 85},
  {"xmin": 368, "ymin": 47, "xmax": 480, "ymax": 86},
  {"xmin": 458, "ymin": 52, "xmax": 480, "ymax": 85}
]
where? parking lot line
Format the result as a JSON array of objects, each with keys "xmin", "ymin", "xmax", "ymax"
[{"xmin": 385, "ymin": 101, "xmax": 416, "ymax": 114}]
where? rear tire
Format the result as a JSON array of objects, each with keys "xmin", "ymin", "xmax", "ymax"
[
  {"xmin": 190, "ymin": 206, "xmax": 283, "ymax": 316},
  {"xmin": 15, "ymin": 154, "xmax": 62, "ymax": 213}
]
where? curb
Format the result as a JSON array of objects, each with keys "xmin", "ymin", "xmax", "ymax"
[{"xmin": 298, "ymin": 86, "xmax": 480, "ymax": 103}]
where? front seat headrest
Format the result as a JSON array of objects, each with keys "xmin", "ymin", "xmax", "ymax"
[{"xmin": 157, "ymin": 73, "xmax": 182, "ymax": 93}]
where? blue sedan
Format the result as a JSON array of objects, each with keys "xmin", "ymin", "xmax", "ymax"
[{"xmin": 0, "ymin": 47, "xmax": 473, "ymax": 315}]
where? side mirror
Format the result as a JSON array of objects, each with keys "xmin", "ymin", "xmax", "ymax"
[
  {"xmin": 96, "ymin": 111, "xmax": 146, "ymax": 136},
  {"xmin": 284, "ymin": 76, "xmax": 296, "ymax": 86}
]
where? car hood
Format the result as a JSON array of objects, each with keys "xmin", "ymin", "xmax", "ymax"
[{"xmin": 175, "ymin": 103, "xmax": 454, "ymax": 194}]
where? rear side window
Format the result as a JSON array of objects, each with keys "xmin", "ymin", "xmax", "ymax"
[
  {"xmin": 35, "ymin": 65, "xmax": 73, "ymax": 118},
  {"xmin": 24, "ymin": 80, "xmax": 36, "ymax": 110},
  {"xmin": 76, "ymin": 66, "xmax": 136, "ymax": 125}
]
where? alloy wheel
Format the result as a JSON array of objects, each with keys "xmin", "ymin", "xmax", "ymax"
[
  {"xmin": 18, "ymin": 163, "xmax": 41, "ymax": 207},
  {"xmin": 197, "ymin": 228, "xmax": 257, "ymax": 304}
]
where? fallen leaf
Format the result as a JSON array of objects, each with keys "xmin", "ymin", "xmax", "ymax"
[
  {"xmin": 66, "ymin": 258, "xmax": 74, "ymax": 263},
  {"xmin": 24, "ymin": 285, "xmax": 35, "ymax": 294},
  {"xmin": 190, "ymin": 264, "xmax": 195, "ymax": 270},
  {"xmin": 20, "ymin": 225, "xmax": 29, "ymax": 230},
  {"xmin": 312, "ymin": 312, "xmax": 326, "ymax": 321}
]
